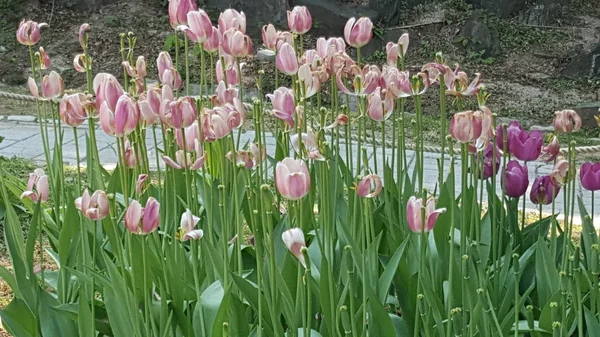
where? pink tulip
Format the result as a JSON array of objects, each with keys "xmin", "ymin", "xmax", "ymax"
[
  {"xmin": 282, "ymin": 228, "xmax": 306, "ymax": 267},
  {"xmin": 316, "ymin": 37, "xmax": 346, "ymax": 60},
  {"xmin": 138, "ymin": 87, "xmax": 161, "ymax": 126},
  {"xmin": 276, "ymin": 157, "xmax": 311, "ymax": 200},
  {"xmin": 75, "ymin": 189, "xmax": 109, "ymax": 220},
  {"xmin": 180, "ymin": 9, "xmax": 213, "ymax": 43},
  {"xmin": 249, "ymin": 142, "xmax": 266, "ymax": 167},
  {"xmin": 276, "ymin": 42, "xmax": 299, "ymax": 76},
  {"xmin": 169, "ymin": 0, "xmax": 197, "ymax": 29},
  {"xmin": 124, "ymin": 139, "xmax": 138, "ymax": 168},
  {"xmin": 385, "ymin": 33, "xmax": 409, "ymax": 66},
  {"xmin": 216, "ymin": 58, "xmax": 240, "ymax": 86},
  {"xmin": 291, "ymin": 129, "xmax": 325, "ymax": 161},
  {"xmin": 325, "ymin": 114, "xmax": 350, "ymax": 129},
  {"xmin": 449, "ymin": 110, "xmax": 483, "ymax": 143},
  {"xmin": 125, "ymin": 198, "xmax": 160, "ymax": 235},
  {"xmin": 475, "ymin": 106, "xmax": 494, "ymax": 148},
  {"xmin": 41, "ymin": 71, "xmax": 64, "ymax": 99},
  {"xmin": 122, "ymin": 56, "xmax": 147, "ymax": 79},
  {"xmin": 367, "ymin": 87, "xmax": 394, "ymax": 122},
  {"xmin": 298, "ymin": 64, "xmax": 320, "ymax": 98},
  {"xmin": 162, "ymin": 142, "xmax": 205, "ymax": 170},
  {"xmin": 114, "ymin": 95, "xmax": 140, "ymax": 137},
  {"xmin": 157, "ymin": 52, "xmax": 174, "ymax": 80},
  {"xmin": 541, "ymin": 136, "xmax": 560, "ymax": 162},
  {"xmin": 447, "ymin": 72, "xmax": 482, "ymax": 97},
  {"xmin": 28, "ymin": 77, "xmax": 38, "ymax": 98},
  {"xmin": 136, "ymin": 174, "xmax": 148, "ymax": 194},
  {"xmin": 94, "ymin": 73, "xmax": 124, "ymax": 111},
  {"xmin": 160, "ymin": 96, "xmax": 197, "ymax": 129},
  {"xmin": 162, "ymin": 67, "xmax": 183, "ymax": 90},
  {"xmin": 180, "ymin": 209, "xmax": 203, "ymax": 241},
  {"xmin": 262, "ymin": 24, "xmax": 278, "ymax": 50},
  {"xmin": 59, "ymin": 93, "xmax": 89, "ymax": 127},
  {"xmin": 78, "ymin": 23, "xmax": 90, "ymax": 48},
  {"xmin": 356, "ymin": 174, "xmax": 383, "ymax": 198},
  {"xmin": 226, "ymin": 150, "xmax": 254, "ymax": 169},
  {"xmin": 336, "ymin": 64, "xmax": 381, "ymax": 96},
  {"xmin": 73, "ymin": 54, "xmax": 86, "ymax": 73},
  {"xmin": 406, "ymin": 196, "xmax": 446, "ymax": 233},
  {"xmin": 38, "ymin": 47, "xmax": 50, "ymax": 69},
  {"xmin": 16, "ymin": 20, "xmax": 47, "ymax": 46},
  {"xmin": 222, "ymin": 28, "xmax": 252, "ymax": 58},
  {"xmin": 201, "ymin": 106, "xmax": 231, "ymax": 141},
  {"xmin": 212, "ymin": 80, "xmax": 239, "ymax": 106},
  {"xmin": 267, "ymin": 87, "xmax": 296, "ymax": 127},
  {"xmin": 550, "ymin": 158, "xmax": 569, "ymax": 185},
  {"xmin": 344, "ymin": 17, "xmax": 373, "ymax": 48},
  {"xmin": 203, "ymin": 27, "xmax": 221, "ymax": 53},
  {"xmin": 175, "ymin": 120, "xmax": 200, "ymax": 151},
  {"xmin": 553, "ymin": 109, "xmax": 581, "ymax": 134},
  {"xmin": 287, "ymin": 6, "xmax": 312, "ymax": 34},
  {"xmin": 20, "ymin": 168, "xmax": 49, "ymax": 203},
  {"xmin": 218, "ymin": 9, "xmax": 246, "ymax": 34}
]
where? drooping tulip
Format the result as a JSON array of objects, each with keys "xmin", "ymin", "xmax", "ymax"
[
  {"xmin": 159, "ymin": 96, "xmax": 197, "ymax": 129},
  {"xmin": 222, "ymin": 28, "xmax": 252, "ymax": 57},
  {"xmin": 580, "ymin": 162, "xmax": 600, "ymax": 191},
  {"xmin": 344, "ymin": 17, "xmax": 373, "ymax": 48},
  {"xmin": 218, "ymin": 9, "xmax": 246, "ymax": 34},
  {"xmin": 276, "ymin": 158, "xmax": 311, "ymax": 200},
  {"xmin": 356, "ymin": 174, "xmax": 383, "ymax": 198},
  {"xmin": 530, "ymin": 175, "xmax": 560, "ymax": 205},
  {"xmin": 336, "ymin": 64, "xmax": 381, "ymax": 96},
  {"xmin": 477, "ymin": 142, "xmax": 500, "ymax": 180},
  {"xmin": 73, "ymin": 54, "xmax": 86, "ymax": 73},
  {"xmin": 553, "ymin": 109, "xmax": 582, "ymax": 134},
  {"xmin": 179, "ymin": 9, "xmax": 213, "ymax": 43},
  {"xmin": 287, "ymin": 6, "xmax": 312, "ymax": 34},
  {"xmin": 180, "ymin": 209, "xmax": 203, "ymax": 241},
  {"xmin": 386, "ymin": 33, "xmax": 409, "ymax": 66},
  {"xmin": 124, "ymin": 198, "xmax": 161, "ymax": 235},
  {"xmin": 59, "ymin": 93, "xmax": 89, "ymax": 127},
  {"xmin": 406, "ymin": 196, "xmax": 446, "ymax": 233},
  {"xmin": 449, "ymin": 110, "xmax": 483, "ymax": 143},
  {"xmin": 550, "ymin": 158, "xmax": 569, "ymax": 186},
  {"xmin": 162, "ymin": 143, "xmax": 205, "ymax": 170},
  {"xmin": 78, "ymin": 23, "xmax": 90, "ymax": 48},
  {"xmin": 276, "ymin": 42, "xmax": 299, "ymax": 75},
  {"xmin": 20, "ymin": 168, "xmax": 49, "ymax": 202},
  {"xmin": 367, "ymin": 87, "xmax": 394, "ymax": 122},
  {"xmin": 75, "ymin": 189, "xmax": 109, "ymax": 220},
  {"xmin": 38, "ymin": 47, "xmax": 50, "ymax": 69},
  {"xmin": 94, "ymin": 73, "xmax": 124, "ymax": 111},
  {"xmin": 510, "ymin": 128, "xmax": 543, "ymax": 162},
  {"xmin": 16, "ymin": 20, "xmax": 47, "ymax": 46},
  {"xmin": 503, "ymin": 160, "xmax": 529, "ymax": 198},
  {"xmin": 291, "ymin": 129, "xmax": 325, "ymax": 161},
  {"xmin": 267, "ymin": 87, "xmax": 296, "ymax": 127},
  {"xmin": 541, "ymin": 136, "xmax": 560, "ymax": 162},
  {"xmin": 282, "ymin": 228, "xmax": 306, "ymax": 267},
  {"xmin": 325, "ymin": 113, "xmax": 350, "ymax": 129},
  {"xmin": 169, "ymin": 0, "xmax": 197, "ymax": 29},
  {"xmin": 41, "ymin": 71, "xmax": 64, "ymax": 99},
  {"xmin": 446, "ymin": 72, "xmax": 482, "ymax": 97}
]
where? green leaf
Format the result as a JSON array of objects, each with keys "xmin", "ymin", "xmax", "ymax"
[
  {"xmin": 535, "ymin": 236, "xmax": 559, "ymax": 305},
  {"xmin": 0, "ymin": 297, "xmax": 39, "ymax": 337},
  {"xmin": 198, "ymin": 280, "xmax": 230, "ymax": 337},
  {"xmin": 378, "ymin": 238, "xmax": 407, "ymax": 303},
  {"xmin": 367, "ymin": 285, "xmax": 396, "ymax": 336},
  {"xmin": 39, "ymin": 291, "xmax": 78, "ymax": 336},
  {"xmin": 231, "ymin": 274, "xmax": 275, "ymax": 336},
  {"xmin": 579, "ymin": 196, "xmax": 598, "ymax": 269},
  {"xmin": 585, "ymin": 308, "xmax": 600, "ymax": 337},
  {"xmin": 25, "ymin": 201, "xmax": 41, "ymax": 271}
]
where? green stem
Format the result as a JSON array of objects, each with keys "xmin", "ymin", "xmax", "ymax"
[{"xmin": 184, "ymin": 34, "xmax": 190, "ymax": 95}]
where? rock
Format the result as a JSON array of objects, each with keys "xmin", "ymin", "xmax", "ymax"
[
  {"xmin": 54, "ymin": 0, "xmax": 120, "ymax": 12},
  {"xmin": 573, "ymin": 103, "xmax": 600, "ymax": 130},
  {"xmin": 466, "ymin": 0, "xmax": 527, "ymax": 18},
  {"xmin": 204, "ymin": 0, "xmax": 288, "ymax": 37},
  {"xmin": 0, "ymin": 46, "xmax": 7, "ymax": 53},
  {"xmin": 530, "ymin": 125, "xmax": 554, "ymax": 132},
  {"xmin": 256, "ymin": 49, "xmax": 276, "ymax": 62},
  {"xmin": 291, "ymin": 0, "xmax": 377, "ymax": 38},
  {"xmin": 460, "ymin": 11, "xmax": 500, "ymax": 57},
  {"xmin": 519, "ymin": 4, "xmax": 561, "ymax": 26},
  {"xmin": 562, "ymin": 42, "xmax": 600, "ymax": 78}
]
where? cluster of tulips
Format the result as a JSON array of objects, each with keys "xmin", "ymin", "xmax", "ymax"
[{"xmin": 4, "ymin": 1, "xmax": 600, "ymax": 337}]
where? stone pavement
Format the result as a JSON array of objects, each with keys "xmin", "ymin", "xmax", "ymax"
[{"xmin": 0, "ymin": 117, "xmax": 597, "ymax": 225}]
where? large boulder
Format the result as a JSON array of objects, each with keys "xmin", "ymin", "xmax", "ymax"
[
  {"xmin": 205, "ymin": 0, "xmax": 289, "ymax": 35},
  {"xmin": 460, "ymin": 11, "xmax": 499, "ymax": 57},
  {"xmin": 562, "ymin": 43, "xmax": 600, "ymax": 78},
  {"xmin": 573, "ymin": 102, "xmax": 600, "ymax": 130}
]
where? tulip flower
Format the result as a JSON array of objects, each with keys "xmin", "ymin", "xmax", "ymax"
[
  {"xmin": 216, "ymin": 58, "xmax": 240, "ymax": 86},
  {"xmin": 94, "ymin": 73, "xmax": 124, "ymax": 111},
  {"xmin": 291, "ymin": 129, "xmax": 325, "ymax": 161},
  {"xmin": 59, "ymin": 93, "xmax": 89, "ymax": 127},
  {"xmin": 249, "ymin": 142, "xmax": 266, "ymax": 167},
  {"xmin": 73, "ymin": 54, "xmax": 86, "ymax": 73},
  {"xmin": 446, "ymin": 72, "xmax": 481, "ymax": 97},
  {"xmin": 226, "ymin": 150, "xmax": 254, "ymax": 169},
  {"xmin": 136, "ymin": 174, "xmax": 148, "ymax": 194},
  {"xmin": 203, "ymin": 26, "xmax": 221, "ymax": 53},
  {"xmin": 553, "ymin": 109, "xmax": 582, "ymax": 134},
  {"xmin": 282, "ymin": 228, "xmax": 306, "ymax": 267},
  {"xmin": 267, "ymin": 87, "xmax": 296, "ymax": 127},
  {"xmin": 503, "ymin": 160, "xmax": 529, "ymax": 198},
  {"xmin": 159, "ymin": 96, "xmax": 197, "ymax": 129},
  {"xmin": 115, "ymin": 95, "xmax": 140, "ymax": 136},
  {"xmin": 510, "ymin": 128, "xmax": 543, "ymax": 162},
  {"xmin": 28, "ymin": 77, "xmax": 38, "ymax": 98},
  {"xmin": 169, "ymin": 0, "xmax": 197, "ymax": 29},
  {"xmin": 162, "ymin": 142, "xmax": 205, "ymax": 170},
  {"xmin": 75, "ymin": 189, "xmax": 109, "ymax": 220},
  {"xmin": 476, "ymin": 106, "xmax": 494, "ymax": 148},
  {"xmin": 16, "ymin": 20, "xmax": 47, "ymax": 46},
  {"xmin": 201, "ymin": 106, "xmax": 231, "ymax": 141},
  {"xmin": 38, "ymin": 47, "xmax": 50, "ymax": 69},
  {"xmin": 124, "ymin": 139, "xmax": 138, "ymax": 168},
  {"xmin": 179, "ymin": 9, "xmax": 213, "ymax": 43},
  {"xmin": 406, "ymin": 196, "xmax": 446, "ymax": 233},
  {"xmin": 212, "ymin": 81, "xmax": 239, "ymax": 106},
  {"xmin": 175, "ymin": 121, "xmax": 200, "ymax": 151},
  {"xmin": 550, "ymin": 158, "xmax": 570, "ymax": 185},
  {"xmin": 20, "ymin": 168, "xmax": 49, "ymax": 203},
  {"xmin": 41, "ymin": 71, "xmax": 64, "ymax": 99},
  {"xmin": 530, "ymin": 175, "xmax": 560, "ymax": 205},
  {"xmin": 218, "ymin": 9, "xmax": 246, "ymax": 34},
  {"xmin": 581, "ymin": 162, "xmax": 600, "ymax": 191},
  {"xmin": 336, "ymin": 64, "xmax": 381, "ymax": 96},
  {"xmin": 124, "ymin": 198, "xmax": 160, "ymax": 235},
  {"xmin": 386, "ymin": 33, "xmax": 409, "ymax": 66},
  {"xmin": 162, "ymin": 67, "xmax": 183, "ymax": 90},
  {"xmin": 180, "ymin": 209, "xmax": 203, "ymax": 241},
  {"xmin": 222, "ymin": 28, "xmax": 252, "ymax": 58},
  {"xmin": 276, "ymin": 158, "xmax": 311, "ymax": 200},
  {"xmin": 477, "ymin": 142, "xmax": 500, "ymax": 180},
  {"xmin": 357, "ymin": 174, "xmax": 383, "ymax": 198},
  {"xmin": 276, "ymin": 42, "xmax": 299, "ymax": 75},
  {"xmin": 122, "ymin": 56, "xmax": 147, "ymax": 79},
  {"xmin": 344, "ymin": 17, "xmax": 373, "ymax": 48},
  {"xmin": 541, "ymin": 136, "xmax": 560, "ymax": 162},
  {"xmin": 495, "ymin": 120, "xmax": 523, "ymax": 153},
  {"xmin": 367, "ymin": 87, "xmax": 394, "ymax": 122},
  {"xmin": 261, "ymin": 24, "xmax": 278, "ymax": 50},
  {"xmin": 325, "ymin": 114, "xmax": 350, "ymax": 129},
  {"xmin": 157, "ymin": 52, "xmax": 174, "ymax": 79},
  {"xmin": 78, "ymin": 23, "xmax": 90, "ymax": 48},
  {"xmin": 287, "ymin": 6, "xmax": 312, "ymax": 34},
  {"xmin": 298, "ymin": 64, "xmax": 320, "ymax": 98},
  {"xmin": 449, "ymin": 110, "xmax": 483, "ymax": 143}
]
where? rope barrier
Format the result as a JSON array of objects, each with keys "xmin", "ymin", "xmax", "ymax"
[{"xmin": 1, "ymin": 89, "xmax": 599, "ymax": 156}]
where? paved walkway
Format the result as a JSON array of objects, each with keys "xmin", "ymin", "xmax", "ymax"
[{"xmin": 0, "ymin": 117, "xmax": 598, "ymax": 225}]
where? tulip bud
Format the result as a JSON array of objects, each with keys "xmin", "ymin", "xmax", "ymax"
[
  {"xmin": 124, "ymin": 198, "xmax": 160, "ymax": 235},
  {"xmin": 276, "ymin": 43, "xmax": 299, "ymax": 75},
  {"xmin": 28, "ymin": 77, "xmax": 39, "ymax": 98}
]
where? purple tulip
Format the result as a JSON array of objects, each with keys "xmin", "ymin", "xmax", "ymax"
[
  {"xmin": 503, "ymin": 160, "xmax": 529, "ymax": 198},
  {"xmin": 495, "ymin": 120, "xmax": 523, "ymax": 153},
  {"xmin": 580, "ymin": 162, "xmax": 600, "ymax": 191},
  {"xmin": 510, "ymin": 128, "xmax": 543, "ymax": 162},
  {"xmin": 530, "ymin": 176, "xmax": 560, "ymax": 205},
  {"xmin": 477, "ymin": 142, "xmax": 500, "ymax": 180}
]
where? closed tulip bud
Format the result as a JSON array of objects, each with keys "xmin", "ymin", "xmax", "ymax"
[
  {"xmin": 180, "ymin": 209, "xmax": 203, "ymax": 241},
  {"xmin": 218, "ymin": 9, "xmax": 246, "ymax": 34},
  {"xmin": 125, "ymin": 198, "xmax": 160, "ymax": 235},
  {"xmin": 356, "ymin": 174, "xmax": 383, "ymax": 198},
  {"xmin": 38, "ymin": 47, "xmax": 50, "ymax": 69},
  {"xmin": 181, "ymin": 9, "xmax": 213, "ymax": 43},
  {"xmin": 169, "ymin": 0, "xmax": 197, "ymax": 29},
  {"xmin": 503, "ymin": 160, "xmax": 529, "ymax": 198},
  {"xmin": 344, "ymin": 17, "xmax": 373, "ymax": 48},
  {"xmin": 28, "ymin": 77, "xmax": 38, "ymax": 98},
  {"xmin": 75, "ymin": 189, "xmax": 109, "ymax": 220},
  {"xmin": 276, "ymin": 157, "xmax": 311, "ymax": 200},
  {"xmin": 287, "ymin": 6, "xmax": 312, "ymax": 34},
  {"xmin": 510, "ymin": 128, "xmax": 543, "ymax": 162},
  {"xmin": 78, "ymin": 23, "xmax": 90, "ymax": 48},
  {"xmin": 276, "ymin": 42, "xmax": 299, "ymax": 75},
  {"xmin": 222, "ymin": 29, "xmax": 252, "ymax": 57},
  {"xmin": 406, "ymin": 196, "xmax": 446, "ymax": 233},
  {"xmin": 530, "ymin": 175, "xmax": 560, "ymax": 205},
  {"xmin": 94, "ymin": 73, "xmax": 124, "ymax": 111},
  {"xmin": 282, "ymin": 228, "xmax": 306, "ymax": 267},
  {"xmin": 114, "ymin": 95, "xmax": 139, "ymax": 137},
  {"xmin": 580, "ymin": 162, "xmax": 600, "ymax": 191},
  {"xmin": 267, "ymin": 87, "xmax": 296, "ymax": 127},
  {"xmin": 449, "ymin": 110, "xmax": 483, "ymax": 143},
  {"xmin": 553, "ymin": 109, "xmax": 582, "ymax": 134},
  {"xmin": 41, "ymin": 71, "xmax": 64, "ymax": 99},
  {"xmin": 73, "ymin": 54, "xmax": 86, "ymax": 73},
  {"xmin": 16, "ymin": 20, "xmax": 47, "ymax": 46},
  {"xmin": 20, "ymin": 168, "xmax": 49, "ymax": 202},
  {"xmin": 59, "ymin": 93, "xmax": 88, "ymax": 127},
  {"xmin": 203, "ymin": 26, "xmax": 221, "ymax": 53}
]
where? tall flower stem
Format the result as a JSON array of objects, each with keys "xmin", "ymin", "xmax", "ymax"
[
  {"xmin": 438, "ymin": 75, "xmax": 447, "ymax": 188},
  {"xmin": 184, "ymin": 34, "xmax": 190, "ymax": 95},
  {"xmin": 142, "ymin": 236, "xmax": 151, "ymax": 336}
]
